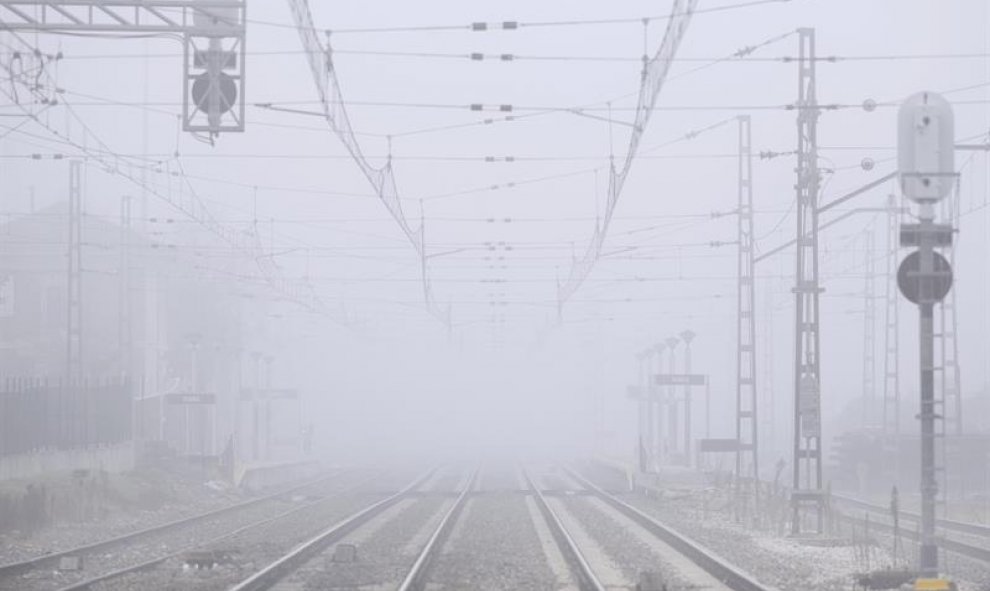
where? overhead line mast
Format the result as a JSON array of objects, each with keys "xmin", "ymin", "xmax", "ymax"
[
  {"xmin": 790, "ymin": 27, "xmax": 825, "ymax": 536},
  {"xmin": 735, "ymin": 114, "xmax": 760, "ymax": 517}
]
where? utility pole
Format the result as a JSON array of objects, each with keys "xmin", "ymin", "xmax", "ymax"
[
  {"xmin": 736, "ymin": 114, "xmax": 760, "ymax": 511},
  {"xmin": 790, "ymin": 27, "xmax": 825, "ymax": 535},
  {"xmin": 118, "ymin": 195, "xmax": 133, "ymax": 378},
  {"xmin": 681, "ymin": 330, "xmax": 696, "ymax": 467},
  {"xmin": 66, "ymin": 160, "xmax": 83, "ymax": 379},
  {"xmin": 653, "ymin": 343, "xmax": 667, "ymax": 469},
  {"xmin": 762, "ymin": 284, "xmax": 776, "ymax": 464},
  {"xmin": 862, "ymin": 227, "xmax": 878, "ymax": 428},
  {"xmin": 251, "ymin": 350, "xmax": 262, "ymax": 461},
  {"xmin": 637, "ymin": 349, "xmax": 652, "ymax": 471},
  {"xmin": 264, "ymin": 354, "xmax": 274, "ymax": 460},
  {"xmin": 666, "ymin": 337, "xmax": 680, "ymax": 462},
  {"xmin": 896, "ymin": 91, "xmax": 955, "ymax": 579}
]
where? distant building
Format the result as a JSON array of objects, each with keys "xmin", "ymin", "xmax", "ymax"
[{"xmin": 0, "ymin": 202, "xmax": 248, "ymax": 458}]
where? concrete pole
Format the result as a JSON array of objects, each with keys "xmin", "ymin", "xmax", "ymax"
[
  {"xmin": 251, "ymin": 351, "xmax": 261, "ymax": 461},
  {"xmin": 637, "ymin": 350, "xmax": 649, "ymax": 471},
  {"xmin": 681, "ymin": 330, "xmax": 696, "ymax": 467},
  {"xmin": 264, "ymin": 354, "xmax": 274, "ymax": 460},
  {"xmin": 666, "ymin": 337, "xmax": 680, "ymax": 459},
  {"xmin": 654, "ymin": 343, "xmax": 667, "ymax": 469}
]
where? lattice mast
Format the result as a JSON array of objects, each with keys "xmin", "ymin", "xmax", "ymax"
[
  {"xmin": 882, "ymin": 195, "xmax": 901, "ymax": 446},
  {"xmin": 862, "ymin": 227, "xmax": 878, "ymax": 428},
  {"xmin": 790, "ymin": 28, "xmax": 825, "ymax": 535},
  {"xmin": 735, "ymin": 115, "xmax": 760, "ymax": 508},
  {"xmin": 936, "ymin": 184, "xmax": 962, "ymax": 436}
]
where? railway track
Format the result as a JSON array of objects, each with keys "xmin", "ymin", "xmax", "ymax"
[
  {"xmin": 832, "ymin": 503, "xmax": 990, "ymax": 565},
  {"xmin": 395, "ymin": 468, "xmax": 477, "ymax": 591},
  {"xmin": 222, "ymin": 466, "xmax": 472, "ymax": 591},
  {"xmin": 833, "ymin": 493, "xmax": 990, "ymax": 540},
  {"xmin": 0, "ymin": 470, "xmax": 349, "ymax": 591},
  {"xmin": 521, "ymin": 469, "xmax": 606, "ymax": 591},
  {"xmin": 562, "ymin": 467, "xmax": 773, "ymax": 591}
]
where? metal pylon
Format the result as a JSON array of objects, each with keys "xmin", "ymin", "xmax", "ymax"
[
  {"xmin": 861, "ymin": 226, "xmax": 878, "ymax": 428},
  {"xmin": 66, "ymin": 161, "xmax": 83, "ymax": 379},
  {"xmin": 882, "ymin": 195, "xmax": 901, "ymax": 459},
  {"xmin": 934, "ymin": 179, "xmax": 962, "ymax": 516},
  {"xmin": 935, "ymin": 182, "xmax": 962, "ymax": 437},
  {"xmin": 790, "ymin": 28, "xmax": 825, "ymax": 535},
  {"xmin": 736, "ymin": 115, "xmax": 760, "ymax": 512}
]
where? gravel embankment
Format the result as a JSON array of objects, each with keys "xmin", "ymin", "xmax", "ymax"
[
  {"xmin": 612, "ymin": 479, "xmax": 986, "ymax": 591},
  {"xmin": 0, "ymin": 469, "xmax": 251, "ymax": 565},
  {"xmin": 88, "ymin": 471, "xmax": 419, "ymax": 591},
  {"xmin": 0, "ymin": 472, "xmax": 365, "ymax": 591},
  {"xmin": 557, "ymin": 496, "xmax": 694, "ymax": 589},
  {"xmin": 429, "ymin": 493, "xmax": 561, "ymax": 590},
  {"xmin": 294, "ymin": 496, "xmax": 449, "ymax": 590}
]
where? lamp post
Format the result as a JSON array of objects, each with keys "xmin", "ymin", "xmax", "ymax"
[
  {"xmin": 680, "ymin": 330, "xmax": 697, "ymax": 467},
  {"xmin": 185, "ymin": 332, "xmax": 202, "ymax": 456},
  {"xmin": 250, "ymin": 350, "xmax": 262, "ymax": 461},
  {"xmin": 666, "ymin": 337, "xmax": 681, "ymax": 460},
  {"xmin": 263, "ymin": 354, "xmax": 274, "ymax": 460},
  {"xmin": 653, "ymin": 343, "xmax": 667, "ymax": 468},
  {"xmin": 636, "ymin": 349, "xmax": 651, "ymax": 471}
]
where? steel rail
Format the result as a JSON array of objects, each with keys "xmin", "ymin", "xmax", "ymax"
[
  {"xmin": 832, "ymin": 493, "xmax": 990, "ymax": 539},
  {"xmin": 0, "ymin": 469, "xmax": 341, "ymax": 579},
  {"xmin": 833, "ymin": 508, "xmax": 990, "ymax": 564},
  {"xmin": 52, "ymin": 471, "xmax": 386, "ymax": 591},
  {"xmin": 396, "ymin": 468, "xmax": 478, "ymax": 591},
  {"xmin": 566, "ymin": 468, "xmax": 773, "ymax": 591},
  {"xmin": 522, "ymin": 469, "xmax": 606, "ymax": 591},
  {"xmin": 227, "ymin": 469, "xmax": 436, "ymax": 591}
]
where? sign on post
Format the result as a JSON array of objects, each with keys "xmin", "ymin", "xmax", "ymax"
[
  {"xmin": 897, "ymin": 251, "xmax": 953, "ymax": 304},
  {"xmin": 239, "ymin": 389, "xmax": 299, "ymax": 401},
  {"xmin": 165, "ymin": 393, "xmax": 217, "ymax": 405},
  {"xmin": 698, "ymin": 438, "xmax": 743, "ymax": 453},
  {"xmin": 654, "ymin": 374, "xmax": 707, "ymax": 387}
]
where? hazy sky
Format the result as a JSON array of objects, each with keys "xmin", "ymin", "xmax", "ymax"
[{"xmin": 1, "ymin": 1, "xmax": 988, "ymax": 462}]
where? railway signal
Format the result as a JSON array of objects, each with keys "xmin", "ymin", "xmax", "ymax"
[
  {"xmin": 896, "ymin": 90, "xmax": 956, "ymax": 579},
  {"xmin": 0, "ymin": 0, "xmax": 247, "ymax": 137}
]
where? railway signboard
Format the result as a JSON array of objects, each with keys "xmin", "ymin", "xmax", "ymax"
[
  {"xmin": 654, "ymin": 374, "xmax": 707, "ymax": 386},
  {"xmin": 897, "ymin": 251, "xmax": 953, "ymax": 304},
  {"xmin": 165, "ymin": 393, "xmax": 217, "ymax": 405},
  {"xmin": 698, "ymin": 438, "xmax": 743, "ymax": 453},
  {"xmin": 239, "ymin": 388, "xmax": 299, "ymax": 401}
]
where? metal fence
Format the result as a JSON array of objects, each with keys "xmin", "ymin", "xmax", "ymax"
[{"xmin": 0, "ymin": 378, "xmax": 132, "ymax": 457}]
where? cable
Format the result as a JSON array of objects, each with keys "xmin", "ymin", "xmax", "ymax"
[{"xmin": 257, "ymin": 0, "xmax": 795, "ymax": 35}]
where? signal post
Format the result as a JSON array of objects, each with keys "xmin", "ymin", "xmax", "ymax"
[{"xmin": 896, "ymin": 91, "xmax": 956, "ymax": 579}]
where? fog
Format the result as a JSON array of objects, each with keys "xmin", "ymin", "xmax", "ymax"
[
  {"xmin": 1, "ymin": 0, "xmax": 987, "ymax": 460},
  {"xmin": 0, "ymin": 2, "xmax": 989, "ymax": 587}
]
